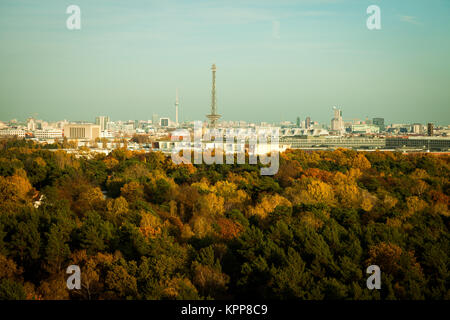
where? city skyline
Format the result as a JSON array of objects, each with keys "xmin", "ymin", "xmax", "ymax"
[
  {"xmin": 0, "ymin": 0, "xmax": 449, "ymax": 124},
  {"xmin": 2, "ymin": 109, "xmax": 448, "ymax": 130}
]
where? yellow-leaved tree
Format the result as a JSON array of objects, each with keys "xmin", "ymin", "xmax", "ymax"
[
  {"xmin": 249, "ymin": 194, "xmax": 291, "ymax": 219},
  {"xmin": 140, "ymin": 212, "xmax": 162, "ymax": 239},
  {"xmin": 0, "ymin": 172, "xmax": 34, "ymax": 212}
]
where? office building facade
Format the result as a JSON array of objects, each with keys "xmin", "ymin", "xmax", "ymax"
[{"xmin": 64, "ymin": 124, "xmax": 101, "ymax": 140}]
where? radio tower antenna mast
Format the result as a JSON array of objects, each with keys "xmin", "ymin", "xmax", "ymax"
[
  {"xmin": 175, "ymin": 88, "xmax": 179, "ymax": 125},
  {"xmin": 206, "ymin": 64, "xmax": 221, "ymax": 127}
]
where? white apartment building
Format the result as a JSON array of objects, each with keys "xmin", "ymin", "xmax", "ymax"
[
  {"xmin": 0, "ymin": 129, "xmax": 26, "ymax": 138},
  {"xmin": 100, "ymin": 130, "xmax": 114, "ymax": 138},
  {"xmin": 412, "ymin": 123, "xmax": 423, "ymax": 134},
  {"xmin": 27, "ymin": 118, "xmax": 36, "ymax": 131},
  {"xmin": 95, "ymin": 116, "xmax": 110, "ymax": 131},
  {"xmin": 34, "ymin": 129, "xmax": 63, "ymax": 139}
]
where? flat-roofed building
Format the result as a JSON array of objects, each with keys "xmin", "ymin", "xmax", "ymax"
[
  {"xmin": 351, "ymin": 124, "xmax": 380, "ymax": 134},
  {"xmin": 281, "ymin": 136, "xmax": 385, "ymax": 150},
  {"xmin": 34, "ymin": 129, "xmax": 63, "ymax": 139},
  {"xmin": 0, "ymin": 129, "xmax": 26, "ymax": 138},
  {"xmin": 373, "ymin": 118, "xmax": 385, "ymax": 131},
  {"xmin": 160, "ymin": 118, "xmax": 169, "ymax": 127},
  {"xmin": 386, "ymin": 137, "xmax": 450, "ymax": 151},
  {"xmin": 63, "ymin": 124, "xmax": 100, "ymax": 140}
]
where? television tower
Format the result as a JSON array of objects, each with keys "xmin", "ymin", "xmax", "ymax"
[
  {"xmin": 175, "ymin": 88, "xmax": 179, "ymax": 125},
  {"xmin": 206, "ymin": 64, "xmax": 221, "ymax": 127}
]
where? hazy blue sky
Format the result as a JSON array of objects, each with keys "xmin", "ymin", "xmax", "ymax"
[{"xmin": 0, "ymin": 0, "xmax": 449, "ymax": 124}]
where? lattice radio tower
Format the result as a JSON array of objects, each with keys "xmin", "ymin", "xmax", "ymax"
[{"xmin": 206, "ymin": 64, "xmax": 221, "ymax": 127}]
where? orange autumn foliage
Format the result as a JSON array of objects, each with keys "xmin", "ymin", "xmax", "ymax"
[{"xmin": 217, "ymin": 218, "xmax": 243, "ymax": 240}]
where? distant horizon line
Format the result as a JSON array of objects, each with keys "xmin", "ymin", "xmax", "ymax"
[{"xmin": 1, "ymin": 116, "xmax": 448, "ymax": 127}]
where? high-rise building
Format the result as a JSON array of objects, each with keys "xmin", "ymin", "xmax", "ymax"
[
  {"xmin": 427, "ymin": 123, "xmax": 434, "ymax": 136},
  {"xmin": 206, "ymin": 64, "xmax": 221, "ymax": 127},
  {"xmin": 95, "ymin": 116, "xmax": 110, "ymax": 131},
  {"xmin": 27, "ymin": 117, "xmax": 36, "ymax": 131},
  {"xmin": 331, "ymin": 107, "xmax": 344, "ymax": 134},
  {"xmin": 412, "ymin": 123, "xmax": 422, "ymax": 134},
  {"xmin": 306, "ymin": 117, "xmax": 311, "ymax": 129},
  {"xmin": 296, "ymin": 117, "xmax": 300, "ymax": 127},
  {"xmin": 373, "ymin": 118, "xmax": 385, "ymax": 131},
  {"xmin": 160, "ymin": 118, "xmax": 169, "ymax": 127},
  {"xmin": 152, "ymin": 114, "xmax": 159, "ymax": 127}
]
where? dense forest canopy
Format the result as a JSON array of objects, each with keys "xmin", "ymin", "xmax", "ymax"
[{"xmin": 0, "ymin": 137, "xmax": 448, "ymax": 300}]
